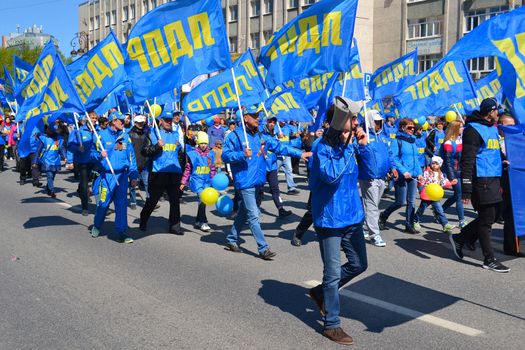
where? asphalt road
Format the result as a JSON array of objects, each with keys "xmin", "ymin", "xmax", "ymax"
[{"xmin": 0, "ymin": 160, "xmax": 524, "ymax": 349}]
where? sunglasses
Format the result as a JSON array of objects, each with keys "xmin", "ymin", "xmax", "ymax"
[{"xmin": 405, "ymin": 126, "xmax": 415, "ymax": 130}]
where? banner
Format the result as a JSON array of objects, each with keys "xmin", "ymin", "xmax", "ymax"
[
  {"xmin": 125, "ymin": 0, "xmax": 231, "ymax": 102},
  {"xmin": 393, "ymin": 60, "xmax": 477, "ymax": 119},
  {"xmin": 259, "ymin": 0, "xmax": 358, "ymax": 88},
  {"xmin": 67, "ymin": 31, "xmax": 128, "ymax": 111},
  {"xmin": 15, "ymin": 42, "xmax": 86, "ymax": 157},
  {"xmin": 13, "ymin": 56, "xmax": 32, "ymax": 87},
  {"xmin": 369, "ymin": 50, "xmax": 418, "ymax": 99},
  {"xmin": 183, "ymin": 50, "xmax": 266, "ymax": 122},
  {"xmin": 264, "ymin": 88, "xmax": 313, "ymax": 123},
  {"xmin": 3, "ymin": 66, "xmax": 14, "ymax": 96}
]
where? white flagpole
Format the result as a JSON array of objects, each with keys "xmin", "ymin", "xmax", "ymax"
[
  {"xmin": 453, "ymin": 103, "xmax": 465, "ymax": 124},
  {"xmin": 73, "ymin": 112, "xmax": 83, "ymax": 147},
  {"xmin": 230, "ymin": 68, "xmax": 250, "ymax": 151},
  {"xmin": 362, "ymin": 100, "xmax": 370, "ymax": 136},
  {"xmin": 145, "ymin": 100, "xmax": 162, "ymax": 140},
  {"xmin": 341, "ymin": 72, "xmax": 348, "ymax": 97}
]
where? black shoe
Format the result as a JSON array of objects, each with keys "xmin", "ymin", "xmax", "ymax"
[
  {"xmin": 309, "ymin": 285, "xmax": 325, "ymax": 316},
  {"xmin": 287, "ymin": 189, "xmax": 300, "ymax": 195},
  {"xmin": 169, "ymin": 226, "xmax": 184, "ymax": 235},
  {"xmin": 259, "ymin": 249, "xmax": 276, "ymax": 260},
  {"xmin": 291, "ymin": 232, "xmax": 302, "ymax": 247},
  {"xmin": 482, "ymin": 258, "xmax": 510, "ymax": 273},
  {"xmin": 32, "ymin": 181, "xmax": 42, "ymax": 187},
  {"xmin": 225, "ymin": 243, "xmax": 242, "ymax": 253},
  {"xmin": 279, "ymin": 208, "xmax": 292, "ymax": 218},
  {"xmin": 378, "ymin": 212, "xmax": 387, "ymax": 230},
  {"xmin": 404, "ymin": 225, "xmax": 418, "ymax": 234},
  {"xmin": 449, "ymin": 233, "xmax": 464, "ymax": 260}
]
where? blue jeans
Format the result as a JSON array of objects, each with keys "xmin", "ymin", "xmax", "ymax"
[
  {"xmin": 415, "ymin": 200, "xmax": 448, "ymax": 225},
  {"xmin": 316, "ymin": 224, "xmax": 368, "ymax": 329},
  {"xmin": 383, "ymin": 178, "xmax": 418, "ymax": 227},
  {"xmin": 277, "ymin": 156, "xmax": 297, "ymax": 191},
  {"xmin": 46, "ymin": 171, "xmax": 56, "ymax": 193},
  {"xmin": 442, "ymin": 183, "xmax": 464, "ymax": 223},
  {"xmin": 129, "ymin": 169, "xmax": 149, "ymax": 204},
  {"xmin": 227, "ymin": 187, "xmax": 269, "ymax": 253}
]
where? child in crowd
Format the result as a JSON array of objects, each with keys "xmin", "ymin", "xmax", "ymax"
[
  {"xmin": 181, "ymin": 132, "xmax": 216, "ymax": 232},
  {"xmin": 34, "ymin": 123, "xmax": 67, "ymax": 198},
  {"xmin": 413, "ymin": 156, "xmax": 456, "ymax": 233}
]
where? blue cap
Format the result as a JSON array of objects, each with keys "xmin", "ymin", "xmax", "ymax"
[
  {"xmin": 158, "ymin": 111, "xmax": 173, "ymax": 120},
  {"xmin": 385, "ymin": 112, "xmax": 396, "ymax": 119},
  {"xmin": 236, "ymin": 105, "xmax": 260, "ymax": 119},
  {"xmin": 109, "ymin": 110, "xmax": 126, "ymax": 122}
]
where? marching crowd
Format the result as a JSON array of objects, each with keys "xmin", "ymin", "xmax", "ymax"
[{"xmin": 0, "ymin": 96, "xmax": 521, "ymax": 345}]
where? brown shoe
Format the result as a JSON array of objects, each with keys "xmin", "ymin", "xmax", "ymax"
[
  {"xmin": 309, "ymin": 285, "xmax": 325, "ymax": 316},
  {"xmin": 323, "ymin": 327, "xmax": 354, "ymax": 346}
]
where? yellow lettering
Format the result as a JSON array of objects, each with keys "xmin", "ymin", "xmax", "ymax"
[
  {"xmin": 87, "ymin": 55, "xmax": 113, "ymax": 88},
  {"xmin": 164, "ymin": 21, "xmax": 194, "ymax": 65},
  {"xmin": 143, "ymin": 29, "xmax": 170, "ymax": 68},
  {"xmin": 188, "ymin": 99, "xmax": 204, "ymax": 112},
  {"xmin": 202, "ymin": 90, "xmax": 220, "ymax": 109},
  {"xmin": 493, "ymin": 34, "xmax": 525, "ymax": 98},
  {"xmin": 297, "ymin": 16, "xmax": 320, "ymax": 56},
  {"xmin": 188, "ymin": 12, "xmax": 216, "ymax": 49},
  {"xmin": 127, "ymin": 37, "xmax": 151, "ymax": 72},
  {"xmin": 322, "ymin": 12, "xmax": 342, "ymax": 46},
  {"xmin": 100, "ymin": 41, "xmax": 125, "ymax": 69},
  {"xmin": 218, "ymin": 82, "xmax": 236, "ymax": 105},
  {"xmin": 442, "ymin": 61, "xmax": 464, "ymax": 85}
]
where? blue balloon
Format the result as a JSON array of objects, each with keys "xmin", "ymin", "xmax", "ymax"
[
  {"xmin": 212, "ymin": 173, "xmax": 229, "ymax": 191},
  {"xmin": 216, "ymin": 195, "xmax": 233, "ymax": 215},
  {"xmin": 205, "ymin": 117, "xmax": 215, "ymax": 127},
  {"xmin": 417, "ymin": 116, "xmax": 426, "ymax": 125}
]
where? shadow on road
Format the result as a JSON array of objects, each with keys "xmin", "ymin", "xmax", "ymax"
[{"xmin": 23, "ymin": 215, "xmax": 86, "ymax": 229}]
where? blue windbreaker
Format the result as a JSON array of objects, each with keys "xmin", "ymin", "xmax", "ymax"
[
  {"xmin": 67, "ymin": 125, "xmax": 97, "ymax": 164},
  {"xmin": 35, "ymin": 134, "xmax": 67, "ymax": 172},
  {"xmin": 95, "ymin": 128, "xmax": 138, "ymax": 178},
  {"xmin": 389, "ymin": 131, "xmax": 422, "ymax": 177},
  {"xmin": 358, "ymin": 130, "xmax": 393, "ymax": 180}
]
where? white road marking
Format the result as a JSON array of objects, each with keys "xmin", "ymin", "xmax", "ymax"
[{"xmin": 303, "ymin": 280, "xmax": 484, "ymax": 337}]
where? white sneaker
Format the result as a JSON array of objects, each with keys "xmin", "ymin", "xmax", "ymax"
[
  {"xmin": 200, "ymin": 223, "xmax": 211, "ymax": 232},
  {"xmin": 372, "ymin": 235, "xmax": 386, "ymax": 247}
]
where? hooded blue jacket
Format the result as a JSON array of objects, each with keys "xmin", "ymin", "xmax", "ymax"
[
  {"xmin": 310, "ymin": 137, "xmax": 374, "ymax": 229},
  {"xmin": 389, "ymin": 131, "xmax": 422, "ymax": 177},
  {"xmin": 67, "ymin": 125, "xmax": 97, "ymax": 164},
  {"xmin": 96, "ymin": 127, "xmax": 138, "ymax": 178},
  {"xmin": 382, "ymin": 123, "xmax": 398, "ymax": 144},
  {"xmin": 358, "ymin": 130, "xmax": 393, "ymax": 180},
  {"xmin": 222, "ymin": 127, "xmax": 303, "ymax": 190}
]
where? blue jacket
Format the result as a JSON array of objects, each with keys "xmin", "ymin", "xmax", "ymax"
[
  {"xmin": 34, "ymin": 134, "xmax": 67, "ymax": 172},
  {"xmin": 67, "ymin": 125, "xmax": 97, "ymax": 164},
  {"xmin": 433, "ymin": 129, "xmax": 446, "ymax": 155},
  {"xmin": 261, "ymin": 127, "xmax": 281, "ymax": 172},
  {"xmin": 208, "ymin": 125, "xmax": 225, "ymax": 146},
  {"xmin": 147, "ymin": 128, "xmax": 183, "ymax": 173},
  {"xmin": 389, "ymin": 131, "xmax": 422, "ymax": 177},
  {"xmin": 415, "ymin": 134, "xmax": 427, "ymax": 168},
  {"xmin": 222, "ymin": 127, "xmax": 303, "ymax": 190},
  {"xmin": 468, "ymin": 122, "xmax": 502, "ymax": 177},
  {"xmin": 187, "ymin": 148, "xmax": 215, "ymax": 193},
  {"xmin": 358, "ymin": 130, "xmax": 393, "ymax": 180},
  {"xmin": 382, "ymin": 123, "xmax": 398, "ymax": 145},
  {"xmin": 95, "ymin": 128, "xmax": 138, "ymax": 178},
  {"xmin": 29, "ymin": 127, "xmax": 41, "ymax": 154},
  {"xmin": 310, "ymin": 137, "xmax": 374, "ymax": 229}
]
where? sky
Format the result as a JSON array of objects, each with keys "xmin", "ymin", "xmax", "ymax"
[{"xmin": 0, "ymin": 0, "xmax": 84, "ymax": 56}]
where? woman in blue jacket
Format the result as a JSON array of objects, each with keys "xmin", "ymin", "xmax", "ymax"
[
  {"xmin": 379, "ymin": 118, "xmax": 424, "ymax": 234},
  {"xmin": 34, "ymin": 123, "xmax": 67, "ymax": 198}
]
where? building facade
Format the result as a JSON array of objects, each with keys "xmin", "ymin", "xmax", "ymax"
[
  {"xmin": 78, "ymin": 0, "xmax": 522, "ymax": 77},
  {"xmin": 2, "ymin": 25, "xmax": 59, "ymax": 49}
]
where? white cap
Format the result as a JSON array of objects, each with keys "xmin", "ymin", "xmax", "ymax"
[
  {"xmin": 134, "ymin": 114, "xmax": 146, "ymax": 123},
  {"xmin": 431, "ymin": 156, "xmax": 443, "ymax": 167}
]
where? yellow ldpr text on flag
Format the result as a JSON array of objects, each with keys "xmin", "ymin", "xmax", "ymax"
[
  {"xmin": 73, "ymin": 41, "xmax": 125, "ymax": 104},
  {"xmin": 264, "ymin": 12, "xmax": 343, "ymax": 61},
  {"xmin": 22, "ymin": 55, "xmax": 54, "ymax": 99},
  {"xmin": 373, "ymin": 57, "xmax": 416, "ymax": 88},
  {"xmin": 25, "ymin": 78, "xmax": 70, "ymax": 119},
  {"xmin": 492, "ymin": 34, "xmax": 525, "ymax": 98},
  {"xmin": 270, "ymin": 92, "xmax": 300, "ymax": 114},
  {"xmin": 404, "ymin": 61, "xmax": 464, "ymax": 100},
  {"xmin": 127, "ymin": 12, "xmax": 217, "ymax": 72},
  {"xmin": 16, "ymin": 68, "xmax": 28, "ymax": 82}
]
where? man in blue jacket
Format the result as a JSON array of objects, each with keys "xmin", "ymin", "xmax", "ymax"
[
  {"xmin": 222, "ymin": 106, "xmax": 310, "ymax": 260},
  {"xmin": 308, "ymin": 97, "xmax": 373, "ymax": 345},
  {"xmin": 91, "ymin": 111, "xmax": 138, "ymax": 243}
]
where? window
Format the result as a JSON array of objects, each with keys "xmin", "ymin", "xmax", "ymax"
[
  {"xmin": 111, "ymin": 10, "xmax": 116, "ymax": 25},
  {"xmin": 303, "ymin": 0, "xmax": 316, "ymax": 5},
  {"xmin": 130, "ymin": 4, "xmax": 136, "ymax": 19},
  {"xmin": 143, "ymin": 0, "xmax": 149, "ymax": 15},
  {"xmin": 229, "ymin": 36, "xmax": 237, "ymax": 52},
  {"xmin": 123, "ymin": 6, "xmax": 129, "ymax": 21},
  {"xmin": 408, "ymin": 17, "xmax": 441, "ymax": 39},
  {"xmin": 229, "ymin": 5, "xmax": 238, "ymax": 21},
  {"xmin": 105, "ymin": 12, "xmax": 110, "ymax": 27},
  {"xmin": 418, "ymin": 54, "xmax": 441, "ymax": 72},
  {"xmin": 468, "ymin": 57, "xmax": 496, "ymax": 80},
  {"xmin": 94, "ymin": 15, "xmax": 100, "ymax": 29},
  {"xmin": 89, "ymin": 17, "xmax": 94, "ymax": 31},
  {"xmin": 289, "ymin": 0, "xmax": 298, "ymax": 8},
  {"xmin": 251, "ymin": 1, "xmax": 260, "ymax": 17},
  {"xmin": 264, "ymin": 0, "xmax": 273, "ymax": 14},
  {"xmin": 152, "ymin": 0, "xmax": 157, "ymax": 8},
  {"xmin": 263, "ymin": 30, "xmax": 273, "ymax": 44},
  {"xmin": 250, "ymin": 33, "xmax": 260, "ymax": 49},
  {"xmin": 464, "ymin": 6, "xmax": 509, "ymax": 33}
]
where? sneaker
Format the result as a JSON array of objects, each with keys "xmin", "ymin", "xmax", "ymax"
[
  {"xmin": 404, "ymin": 225, "xmax": 418, "ymax": 234},
  {"xmin": 363, "ymin": 231, "xmax": 370, "ymax": 240},
  {"xmin": 278, "ymin": 208, "xmax": 292, "ymax": 218},
  {"xmin": 482, "ymin": 258, "xmax": 510, "ymax": 273},
  {"xmin": 91, "ymin": 226, "xmax": 100, "ymax": 238},
  {"xmin": 48, "ymin": 192, "xmax": 56, "ymax": 199},
  {"xmin": 372, "ymin": 235, "xmax": 386, "ymax": 247},
  {"xmin": 413, "ymin": 222, "xmax": 421, "ymax": 233},
  {"xmin": 118, "ymin": 233, "xmax": 133, "ymax": 243},
  {"xmin": 81, "ymin": 210, "xmax": 89, "ymax": 216},
  {"xmin": 287, "ymin": 189, "xmax": 300, "ymax": 195},
  {"xmin": 259, "ymin": 249, "xmax": 276, "ymax": 260},
  {"xmin": 448, "ymin": 233, "xmax": 464, "ymax": 259},
  {"xmin": 378, "ymin": 212, "xmax": 387, "ymax": 230},
  {"xmin": 194, "ymin": 221, "xmax": 203, "ymax": 229},
  {"xmin": 442, "ymin": 223, "xmax": 456, "ymax": 233},
  {"xmin": 459, "ymin": 220, "xmax": 468, "ymax": 229},
  {"xmin": 225, "ymin": 242, "xmax": 242, "ymax": 253},
  {"xmin": 169, "ymin": 226, "xmax": 184, "ymax": 235},
  {"xmin": 130, "ymin": 203, "xmax": 137, "ymax": 210},
  {"xmin": 291, "ymin": 232, "xmax": 302, "ymax": 247},
  {"xmin": 200, "ymin": 223, "xmax": 211, "ymax": 232},
  {"xmin": 322, "ymin": 327, "xmax": 354, "ymax": 346},
  {"xmin": 309, "ymin": 285, "xmax": 325, "ymax": 316}
]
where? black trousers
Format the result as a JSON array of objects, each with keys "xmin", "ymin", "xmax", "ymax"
[
  {"xmin": 291, "ymin": 157, "xmax": 300, "ymax": 175},
  {"xmin": 0, "ymin": 145, "xmax": 4, "ymax": 170},
  {"xmin": 295, "ymin": 192, "xmax": 313, "ymax": 238},
  {"xmin": 457, "ymin": 203, "xmax": 497, "ymax": 260},
  {"xmin": 502, "ymin": 191, "xmax": 520, "ymax": 254},
  {"xmin": 77, "ymin": 163, "xmax": 94, "ymax": 210},
  {"xmin": 196, "ymin": 202, "xmax": 207, "ymax": 223},
  {"xmin": 266, "ymin": 170, "xmax": 283, "ymax": 210},
  {"xmin": 140, "ymin": 172, "xmax": 181, "ymax": 231},
  {"xmin": 19, "ymin": 154, "xmax": 39, "ymax": 183}
]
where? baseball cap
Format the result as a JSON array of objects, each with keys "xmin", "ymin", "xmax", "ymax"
[
  {"xmin": 109, "ymin": 110, "xmax": 126, "ymax": 122},
  {"xmin": 480, "ymin": 97, "xmax": 499, "ymax": 115},
  {"xmin": 134, "ymin": 115, "xmax": 146, "ymax": 123}
]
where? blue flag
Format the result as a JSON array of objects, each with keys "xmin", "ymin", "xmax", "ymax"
[
  {"xmin": 15, "ymin": 42, "xmax": 86, "ymax": 157},
  {"xmin": 393, "ymin": 60, "xmax": 477, "ymax": 119},
  {"xmin": 259, "ymin": 0, "xmax": 358, "ymax": 89},
  {"xmin": 154, "ymin": 88, "xmax": 178, "ymax": 111},
  {"xmin": 183, "ymin": 50, "xmax": 266, "ymax": 122},
  {"xmin": 125, "ymin": 0, "xmax": 231, "ymax": 102},
  {"xmin": 3, "ymin": 66, "xmax": 14, "ymax": 96},
  {"xmin": 264, "ymin": 88, "xmax": 314, "ymax": 123},
  {"xmin": 13, "ymin": 56, "xmax": 32, "ymax": 87},
  {"xmin": 310, "ymin": 73, "xmax": 339, "ymax": 132},
  {"xmin": 67, "ymin": 31, "xmax": 128, "ymax": 111},
  {"xmin": 369, "ymin": 50, "xmax": 418, "ymax": 99}
]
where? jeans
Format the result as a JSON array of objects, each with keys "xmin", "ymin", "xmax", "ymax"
[
  {"xmin": 415, "ymin": 200, "xmax": 448, "ymax": 226},
  {"xmin": 129, "ymin": 168, "xmax": 149, "ymax": 204},
  {"xmin": 227, "ymin": 187, "xmax": 269, "ymax": 254},
  {"xmin": 277, "ymin": 156, "xmax": 297, "ymax": 191},
  {"xmin": 46, "ymin": 171, "xmax": 56, "ymax": 193},
  {"xmin": 359, "ymin": 179, "xmax": 386, "ymax": 237},
  {"xmin": 383, "ymin": 178, "xmax": 418, "ymax": 227},
  {"xmin": 442, "ymin": 183, "xmax": 465, "ymax": 223},
  {"xmin": 316, "ymin": 224, "xmax": 368, "ymax": 329}
]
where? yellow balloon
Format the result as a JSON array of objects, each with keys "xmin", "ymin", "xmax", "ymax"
[
  {"xmin": 150, "ymin": 104, "xmax": 162, "ymax": 117},
  {"xmin": 413, "ymin": 118, "xmax": 419, "ymax": 124},
  {"xmin": 422, "ymin": 122, "xmax": 429, "ymax": 131},
  {"xmin": 200, "ymin": 187, "xmax": 220, "ymax": 205},
  {"xmin": 445, "ymin": 111, "xmax": 457, "ymax": 123},
  {"xmin": 425, "ymin": 183, "xmax": 444, "ymax": 201}
]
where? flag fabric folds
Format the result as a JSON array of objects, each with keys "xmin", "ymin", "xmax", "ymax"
[
  {"xmin": 369, "ymin": 50, "xmax": 418, "ymax": 99},
  {"xmin": 259, "ymin": 0, "xmax": 359, "ymax": 89},
  {"xmin": 264, "ymin": 88, "xmax": 314, "ymax": 123},
  {"xmin": 13, "ymin": 56, "xmax": 33, "ymax": 87},
  {"xmin": 125, "ymin": 0, "xmax": 231, "ymax": 102}
]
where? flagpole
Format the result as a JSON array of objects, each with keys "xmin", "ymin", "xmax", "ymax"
[
  {"xmin": 230, "ymin": 68, "xmax": 250, "ymax": 152},
  {"xmin": 85, "ymin": 111, "xmax": 119, "ymax": 186},
  {"xmin": 73, "ymin": 112, "xmax": 83, "ymax": 147},
  {"xmin": 341, "ymin": 72, "xmax": 348, "ymax": 97},
  {"xmin": 145, "ymin": 100, "xmax": 162, "ymax": 140},
  {"xmin": 453, "ymin": 103, "xmax": 465, "ymax": 124},
  {"xmin": 362, "ymin": 100, "xmax": 370, "ymax": 136}
]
